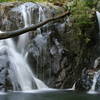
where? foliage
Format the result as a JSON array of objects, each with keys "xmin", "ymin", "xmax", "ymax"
[
  {"xmin": 72, "ymin": 0, "xmax": 94, "ymax": 28},
  {"xmin": 64, "ymin": 0, "xmax": 96, "ymax": 45},
  {"xmin": 0, "ymin": 0, "xmax": 98, "ymax": 45},
  {"xmin": 84, "ymin": 0, "xmax": 98, "ymax": 8}
]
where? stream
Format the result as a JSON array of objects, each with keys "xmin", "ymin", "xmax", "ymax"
[{"xmin": 0, "ymin": 90, "xmax": 100, "ymax": 100}]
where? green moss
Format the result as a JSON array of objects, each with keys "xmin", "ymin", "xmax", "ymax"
[
  {"xmin": 72, "ymin": 0, "xmax": 93, "ymax": 28},
  {"xmin": 85, "ymin": 0, "xmax": 98, "ymax": 8},
  {"xmin": 63, "ymin": 0, "xmax": 96, "ymax": 47}
]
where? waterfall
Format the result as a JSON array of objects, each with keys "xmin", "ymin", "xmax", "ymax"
[
  {"xmin": 7, "ymin": 39, "xmax": 36, "ymax": 91},
  {"xmin": 17, "ymin": 2, "xmax": 47, "ymax": 55},
  {"xmin": 88, "ymin": 72, "xmax": 99, "ymax": 94},
  {"xmin": 17, "ymin": 2, "xmax": 35, "ymax": 54},
  {"xmin": 66, "ymin": 83, "xmax": 76, "ymax": 91},
  {"xmin": 0, "ymin": 31, "xmax": 4, "ymax": 33},
  {"xmin": 0, "ymin": 2, "xmax": 48, "ymax": 91},
  {"xmin": 87, "ymin": 11, "xmax": 100, "ymax": 94},
  {"xmin": 0, "ymin": 34, "xmax": 48, "ymax": 91},
  {"xmin": 96, "ymin": 11, "xmax": 100, "ymax": 32}
]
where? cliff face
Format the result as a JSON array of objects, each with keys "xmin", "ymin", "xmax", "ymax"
[
  {"xmin": 0, "ymin": 2, "xmax": 70, "ymax": 91},
  {"xmin": 0, "ymin": 1, "xmax": 99, "ymax": 91}
]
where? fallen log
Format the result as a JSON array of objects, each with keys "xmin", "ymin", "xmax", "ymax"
[{"xmin": 0, "ymin": 11, "xmax": 70, "ymax": 40}]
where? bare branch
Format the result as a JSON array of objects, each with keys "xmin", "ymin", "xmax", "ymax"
[{"xmin": 0, "ymin": 11, "xmax": 69, "ymax": 40}]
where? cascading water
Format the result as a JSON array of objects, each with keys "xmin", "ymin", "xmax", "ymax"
[
  {"xmin": 17, "ymin": 3, "xmax": 47, "ymax": 55},
  {"xmin": 87, "ymin": 12, "xmax": 100, "ymax": 94},
  {"xmin": 0, "ymin": 35, "xmax": 48, "ymax": 91},
  {"xmin": 17, "ymin": 2, "xmax": 35, "ymax": 54},
  {"xmin": 0, "ymin": 2, "xmax": 48, "ymax": 91},
  {"xmin": 96, "ymin": 11, "xmax": 100, "ymax": 32},
  {"xmin": 88, "ymin": 71, "xmax": 99, "ymax": 94},
  {"xmin": 66, "ymin": 83, "xmax": 76, "ymax": 91}
]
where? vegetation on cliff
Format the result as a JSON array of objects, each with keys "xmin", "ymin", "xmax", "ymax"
[
  {"xmin": 0, "ymin": 0, "xmax": 100, "ymax": 89},
  {"xmin": 59, "ymin": 0, "xmax": 100, "ymax": 87}
]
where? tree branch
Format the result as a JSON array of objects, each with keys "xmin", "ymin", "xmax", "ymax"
[{"xmin": 0, "ymin": 11, "xmax": 70, "ymax": 40}]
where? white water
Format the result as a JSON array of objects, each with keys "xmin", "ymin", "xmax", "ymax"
[
  {"xmin": 0, "ymin": 33, "xmax": 48, "ymax": 91},
  {"xmin": 0, "ymin": 31, "xmax": 4, "ymax": 33},
  {"xmin": 17, "ymin": 3, "xmax": 35, "ymax": 54},
  {"xmin": 96, "ymin": 11, "xmax": 100, "ymax": 32},
  {"xmin": 38, "ymin": 5, "xmax": 46, "ymax": 22},
  {"xmin": 88, "ymin": 71, "xmax": 99, "ymax": 94},
  {"xmin": 0, "ymin": 2, "xmax": 48, "ymax": 91},
  {"xmin": 71, "ymin": 82, "xmax": 76, "ymax": 90},
  {"xmin": 87, "ymin": 11, "xmax": 100, "ymax": 94},
  {"xmin": 66, "ymin": 83, "xmax": 76, "ymax": 91},
  {"xmin": 93, "ymin": 57, "xmax": 100, "ymax": 69},
  {"xmin": 17, "ymin": 3, "xmax": 47, "ymax": 55}
]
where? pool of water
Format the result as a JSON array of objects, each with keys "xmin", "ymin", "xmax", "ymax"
[{"xmin": 0, "ymin": 90, "xmax": 99, "ymax": 100}]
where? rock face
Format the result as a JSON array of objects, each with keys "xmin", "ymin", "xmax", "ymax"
[
  {"xmin": 0, "ymin": 2, "xmax": 71, "ymax": 91},
  {"xmin": 0, "ymin": 44, "xmax": 14, "ymax": 91},
  {"xmin": 0, "ymin": 1, "xmax": 100, "ymax": 91},
  {"xmin": 75, "ymin": 57, "xmax": 100, "ymax": 92},
  {"xmin": 0, "ymin": 49, "xmax": 10, "ymax": 91}
]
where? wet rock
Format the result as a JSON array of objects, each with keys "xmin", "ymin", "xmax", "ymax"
[
  {"xmin": 75, "ymin": 69, "xmax": 93, "ymax": 91},
  {"xmin": 96, "ymin": 74, "xmax": 100, "ymax": 91},
  {"xmin": 0, "ymin": 47, "xmax": 13, "ymax": 91},
  {"xmin": 75, "ymin": 57, "xmax": 100, "ymax": 92},
  {"xmin": 0, "ymin": 1, "xmax": 99, "ymax": 91},
  {"xmin": 0, "ymin": 2, "xmax": 69, "ymax": 91}
]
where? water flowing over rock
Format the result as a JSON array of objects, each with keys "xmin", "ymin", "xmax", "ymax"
[
  {"xmin": 0, "ymin": 1, "xmax": 100, "ymax": 92},
  {"xmin": 0, "ymin": 1, "xmax": 76, "ymax": 90},
  {"xmin": 75, "ymin": 11, "xmax": 100, "ymax": 92},
  {"xmin": 96, "ymin": 11, "xmax": 100, "ymax": 33},
  {"xmin": 0, "ymin": 2, "xmax": 53, "ymax": 91},
  {"xmin": 75, "ymin": 58, "xmax": 100, "ymax": 93}
]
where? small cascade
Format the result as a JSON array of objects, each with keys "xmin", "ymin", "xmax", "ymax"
[
  {"xmin": 66, "ymin": 83, "xmax": 76, "ymax": 91},
  {"xmin": 17, "ymin": 2, "xmax": 35, "ymax": 54},
  {"xmin": 0, "ymin": 31, "xmax": 4, "ymax": 33},
  {"xmin": 38, "ymin": 5, "xmax": 46, "ymax": 22},
  {"xmin": 96, "ymin": 11, "xmax": 100, "ymax": 32},
  {"xmin": 71, "ymin": 83, "xmax": 76, "ymax": 90},
  {"xmin": 87, "ymin": 11, "xmax": 100, "ymax": 94},
  {"xmin": 34, "ymin": 77, "xmax": 48, "ymax": 89},
  {"xmin": 88, "ymin": 71, "xmax": 99, "ymax": 94},
  {"xmin": 17, "ymin": 2, "xmax": 48, "ymax": 56}
]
